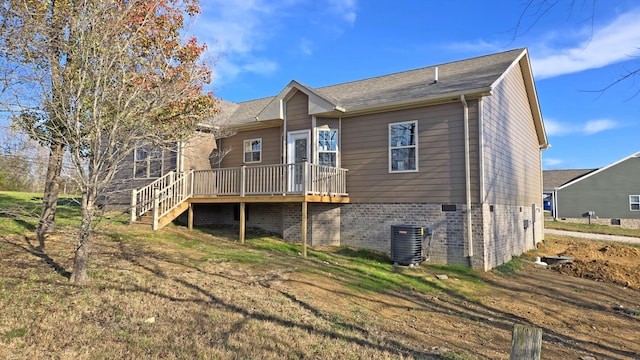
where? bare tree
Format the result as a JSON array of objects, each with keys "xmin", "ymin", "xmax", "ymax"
[
  {"xmin": 0, "ymin": 126, "xmax": 48, "ymax": 192},
  {"xmin": 517, "ymin": 1, "xmax": 640, "ymax": 96},
  {"xmin": 2, "ymin": 0, "xmax": 218, "ymax": 283}
]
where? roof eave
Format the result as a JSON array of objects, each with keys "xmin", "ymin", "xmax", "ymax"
[
  {"xmin": 516, "ymin": 50, "xmax": 549, "ymax": 149},
  {"xmin": 314, "ymin": 88, "xmax": 493, "ymax": 118}
]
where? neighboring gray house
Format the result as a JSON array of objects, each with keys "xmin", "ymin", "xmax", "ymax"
[
  {"xmin": 126, "ymin": 48, "xmax": 549, "ymax": 271},
  {"xmin": 543, "ymin": 169, "xmax": 596, "ymax": 215},
  {"xmin": 544, "ymin": 151, "xmax": 640, "ymax": 228}
]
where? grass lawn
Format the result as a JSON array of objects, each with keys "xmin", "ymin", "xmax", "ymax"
[
  {"xmin": 1, "ymin": 191, "xmax": 639, "ymax": 359},
  {"xmin": 545, "ymin": 218, "xmax": 640, "ymax": 238}
]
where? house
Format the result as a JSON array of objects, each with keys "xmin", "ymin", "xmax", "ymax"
[
  {"xmin": 542, "ymin": 169, "xmax": 596, "ymax": 215},
  {"xmin": 124, "ymin": 48, "xmax": 548, "ymax": 271},
  {"xmin": 544, "ymin": 151, "xmax": 640, "ymax": 228}
]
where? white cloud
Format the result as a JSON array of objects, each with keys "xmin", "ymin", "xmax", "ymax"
[
  {"xmin": 543, "ymin": 119, "xmax": 569, "ymax": 136},
  {"xmin": 298, "ymin": 38, "xmax": 313, "ymax": 56},
  {"xmin": 242, "ymin": 59, "xmax": 278, "ymax": 74},
  {"xmin": 193, "ymin": 0, "xmax": 357, "ymax": 87},
  {"xmin": 328, "ymin": 0, "xmax": 357, "ymax": 25},
  {"xmin": 543, "ymin": 158, "xmax": 563, "ymax": 167},
  {"xmin": 583, "ymin": 119, "xmax": 618, "ymax": 135},
  {"xmin": 545, "ymin": 118, "xmax": 618, "ymax": 136},
  {"xmin": 531, "ymin": 9, "xmax": 640, "ymax": 79}
]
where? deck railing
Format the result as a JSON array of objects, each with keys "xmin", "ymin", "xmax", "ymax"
[
  {"xmin": 130, "ymin": 171, "xmax": 178, "ymax": 222},
  {"xmin": 191, "ymin": 162, "xmax": 348, "ymax": 197},
  {"xmin": 131, "ymin": 162, "xmax": 348, "ymax": 226}
]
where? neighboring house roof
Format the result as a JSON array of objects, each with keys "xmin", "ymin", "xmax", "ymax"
[
  {"xmin": 543, "ymin": 169, "xmax": 598, "ymax": 192},
  {"xmin": 210, "ymin": 48, "xmax": 547, "ymax": 147},
  {"xmin": 553, "ymin": 151, "xmax": 640, "ymax": 191}
]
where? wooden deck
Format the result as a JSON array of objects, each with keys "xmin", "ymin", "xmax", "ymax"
[{"xmin": 130, "ymin": 163, "xmax": 349, "ymax": 253}]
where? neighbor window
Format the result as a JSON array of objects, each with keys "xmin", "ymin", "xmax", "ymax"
[
  {"xmin": 630, "ymin": 195, "xmax": 640, "ymax": 211},
  {"xmin": 389, "ymin": 121, "xmax": 417, "ymax": 172},
  {"xmin": 318, "ymin": 129, "xmax": 338, "ymax": 167},
  {"xmin": 244, "ymin": 138, "xmax": 261, "ymax": 163},
  {"xmin": 133, "ymin": 145, "xmax": 163, "ymax": 179}
]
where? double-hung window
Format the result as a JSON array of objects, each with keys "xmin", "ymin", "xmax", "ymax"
[
  {"xmin": 134, "ymin": 145, "xmax": 163, "ymax": 179},
  {"xmin": 630, "ymin": 195, "xmax": 640, "ymax": 211},
  {"xmin": 244, "ymin": 138, "xmax": 262, "ymax": 163},
  {"xmin": 389, "ymin": 121, "xmax": 418, "ymax": 172},
  {"xmin": 318, "ymin": 129, "xmax": 338, "ymax": 167}
]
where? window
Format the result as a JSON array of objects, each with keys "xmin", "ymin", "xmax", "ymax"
[
  {"xmin": 243, "ymin": 138, "xmax": 261, "ymax": 163},
  {"xmin": 630, "ymin": 195, "xmax": 640, "ymax": 211},
  {"xmin": 317, "ymin": 129, "xmax": 338, "ymax": 167},
  {"xmin": 133, "ymin": 145, "xmax": 163, "ymax": 179},
  {"xmin": 389, "ymin": 121, "xmax": 417, "ymax": 172}
]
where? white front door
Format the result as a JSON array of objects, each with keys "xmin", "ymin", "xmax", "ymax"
[{"xmin": 287, "ymin": 130, "xmax": 310, "ymax": 192}]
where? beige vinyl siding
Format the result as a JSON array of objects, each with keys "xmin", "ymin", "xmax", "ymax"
[
  {"xmin": 482, "ymin": 62, "xmax": 542, "ymax": 205},
  {"xmin": 285, "ymin": 91, "xmax": 312, "ymax": 132},
  {"xmin": 557, "ymin": 156, "xmax": 640, "ymax": 219},
  {"xmin": 341, "ymin": 102, "xmax": 480, "ymax": 203},
  {"xmin": 219, "ymin": 126, "xmax": 283, "ymax": 168},
  {"xmin": 183, "ymin": 131, "xmax": 217, "ymax": 171}
]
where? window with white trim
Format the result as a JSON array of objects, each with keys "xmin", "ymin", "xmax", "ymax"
[
  {"xmin": 630, "ymin": 195, "xmax": 640, "ymax": 211},
  {"xmin": 243, "ymin": 138, "xmax": 262, "ymax": 163},
  {"xmin": 389, "ymin": 121, "xmax": 418, "ymax": 172},
  {"xmin": 317, "ymin": 129, "xmax": 338, "ymax": 167},
  {"xmin": 133, "ymin": 145, "xmax": 163, "ymax": 179}
]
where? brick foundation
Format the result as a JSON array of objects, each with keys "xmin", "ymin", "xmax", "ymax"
[
  {"xmin": 174, "ymin": 200, "xmax": 543, "ymax": 271},
  {"xmin": 555, "ymin": 217, "xmax": 640, "ymax": 229}
]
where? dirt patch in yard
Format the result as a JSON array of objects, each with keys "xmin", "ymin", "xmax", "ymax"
[{"xmin": 538, "ymin": 237, "xmax": 640, "ymax": 290}]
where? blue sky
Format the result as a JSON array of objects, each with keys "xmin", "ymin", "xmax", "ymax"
[{"xmin": 190, "ymin": 0, "xmax": 640, "ymax": 170}]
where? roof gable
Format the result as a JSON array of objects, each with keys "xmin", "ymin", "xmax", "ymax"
[
  {"xmin": 256, "ymin": 80, "xmax": 343, "ymax": 121},
  {"xmin": 557, "ymin": 151, "xmax": 640, "ymax": 190}
]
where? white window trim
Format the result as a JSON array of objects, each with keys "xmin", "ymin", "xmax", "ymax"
[
  {"xmin": 243, "ymin": 138, "xmax": 262, "ymax": 164},
  {"xmin": 316, "ymin": 128, "xmax": 339, "ymax": 167},
  {"xmin": 630, "ymin": 195, "xmax": 640, "ymax": 211},
  {"xmin": 388, "ymin": 120, "xmax": 418, "ymax": 173}
]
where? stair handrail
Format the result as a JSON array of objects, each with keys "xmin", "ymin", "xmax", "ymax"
[
  {"xmin": 130, "ymin": 171, "xmax": 177, "ymax": 223},
  {"xmin": 152, "ymin": 171, "xmax": 193, "ymax": 229}
]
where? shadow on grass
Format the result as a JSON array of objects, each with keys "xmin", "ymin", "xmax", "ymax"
[
  {"xmin": 1, "ymin": 235, "xmax": 71, "ymax": 280},
  {"xmin": 113, "ymin": 238, "xmax": 444, "ymax": 359}
]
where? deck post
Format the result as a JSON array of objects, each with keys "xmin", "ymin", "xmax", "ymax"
[
  {"xmin": 301, "ymin": 201, "xmax": 308, "ymax": 258},
  {"xmin": 510, "ymin": 324, "xmax": 542, "ymax": 360},
  {"xmin": 190, "ymin": 170, "xmax": 195, "ymax": 196},
  {"xmin": 303, "ymin": 161, "xmax": 309, "ymax": 195},
  {"xmin": 130, "ymin": 189, "xmax": 137, "ymax": 224},
  {"xmin": 188, "ymin": 202, "xmax": 193, "ymax": 231},
  {"xmin": 240, "ymin": 165, "xmax": 246, "ymax": 197},
  {"xmin": 152, "ymin": 188, "xmax": 159, "ymax": 230},
  {"xmin": 239, "ymin": 202, "xmax": 246, "ymax": 244}
]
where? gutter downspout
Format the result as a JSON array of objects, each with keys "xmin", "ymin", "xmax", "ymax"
[{"xmin": 461, "ymin": 95, "xmax": 474, "ymax": 262}]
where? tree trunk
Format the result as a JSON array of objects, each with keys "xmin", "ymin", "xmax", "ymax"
[
  {"xmin": 36, "ymin": 140, "xmax": 66, "ymax": 250},
  {"xmin": 69, "ymin": 190, "xmax": 95, "ymax": 284}
]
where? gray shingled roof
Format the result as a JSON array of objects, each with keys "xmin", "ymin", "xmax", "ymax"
[
  {"xmin": 215, "ymin": 48, "xmax": 527, "ymax": 127},
  {"xmin": 543, "ymin": 169, "xmax": 598, "ymax": 191},
  {"xmin": 315, "ymin": 48, "xmax": 525, "ymax": 111}
]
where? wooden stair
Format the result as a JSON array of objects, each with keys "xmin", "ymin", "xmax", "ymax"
[{"xmin": 133, "ymin": 201, "xmax": 190, "ymax": 230}]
